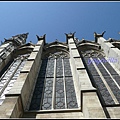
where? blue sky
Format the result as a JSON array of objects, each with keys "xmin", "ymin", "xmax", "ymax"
[{"xmin": 0, "ymin": 2, "xmax": 120, "ymax": 44}]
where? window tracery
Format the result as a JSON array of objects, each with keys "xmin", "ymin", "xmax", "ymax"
[
  {"xmin": 0, "ymin": 54, "xmax": 28, "ymax": 105},
  {"xmin": 82, "ymin": 50, "xmax": 120, "ymax": 106},
  {"xmin": 28, "ymin": 51, "xmax": 78, "ymax": 111}
]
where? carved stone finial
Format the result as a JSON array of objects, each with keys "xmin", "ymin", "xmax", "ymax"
[
  {"xmin": 65, "ymin": 32, "xmax": 76, "ymax": 43},
  {"xmin": 36, "ymin": 34, "xmax": 46, "ymax": 44},
  {"xmin": 36, "ymin": 34, "xmax": 46, "ymax": 40},
  {"xmin": 19, "ymin": 32, "xmax": 29, "ymax": 44},
  {"xmin": 65, "ymin": 32, "xmax": 76, "ymax": 37},
  {"xmin": 94, "ymin": 31, "xmax": 106, "ymax": 42}
]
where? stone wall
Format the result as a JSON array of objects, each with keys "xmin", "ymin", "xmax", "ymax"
[
  {"xmin": 68, "ymin": 36, "xmax": 106, "ymax": 118},
  {"xmin": 0, "ymin": 42, "xmax": 14, "ymax": 73},
  {"xmin": 0, "ymin": 40, "xmax": 44, "ymax": 118},
  {"xmin": 97, "ymin": 37, "xmax": 120, "ymax": 118},
  {"xmin": 97, "ymin": 37, "xmax": 120, "ymax": 71},
  {"xmin": 36, "ymin": 112, "xmax": 84, "ymax": 119}
]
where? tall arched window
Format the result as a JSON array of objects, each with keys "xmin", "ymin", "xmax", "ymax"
[
  {"xmin": 81, "ymin": 50, "xmax": 120, "ymax": 106},
  {"xmin": 0, "ymin": 55, "xmax": 28, "ymax": 105},
  {"xmin": 28, "ymin": 51, "xmax": 78, "ymax": 111}
]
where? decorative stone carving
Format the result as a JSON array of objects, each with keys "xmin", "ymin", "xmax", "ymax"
[
  {"xmin": 65, "ymin": 32, "xmax": 76, "ymax": 37},
  {"xmin": 0, "ymin": 52, "xmax": 6, "ymax": 60},
  {"xmin": 4, "ymin": 33, "xmax": 29, "ymax": 46},
  {"xmin": 0, "ymin": 43, "xmax": 14, "ymax": 60},
  {"xmin": 36, "ymin": 34, "xmax": 46, "ymax": 41},
  {"xmin": 15, "ymin": 54, "xmax": 30, "ymax": 61},
  {"xmin": 48, "ymin": 51, "xmax": 69, "ymax": 58},
  {"xmin": 81, "ymin": 50, "xmax": 105, "ymax": 57},
  {"xmin": 36, "ymin": 34, "xmax": 46, "ymax": 45},
  {"xmin": 65, "ymin": 32, "xmax": 76, "ymax": 43},
  {"xmin": 94, "ymin": 31, "xmax": 106, "ymax": 42}
]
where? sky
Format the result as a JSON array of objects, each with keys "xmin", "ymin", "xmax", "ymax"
[{"xmin": 0, "ymin": 1, "xmax": 120, "ymax": 44}]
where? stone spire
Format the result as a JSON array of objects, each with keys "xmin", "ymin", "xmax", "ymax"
[{"xmin": 4, "ymin": 33, "xmax": 29, "ymax": 46}]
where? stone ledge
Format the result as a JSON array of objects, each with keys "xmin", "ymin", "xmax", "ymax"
[
  {"xmin": 81, "ymin": 91, "xmax": 106, "ymax": 118},
  {"xmin": 27, "ymin": 59, "xmax": 35, "ymax": 61},
  {"xmin": 106, "ymin": 107, "xmax": 120, "ymax": 118},
  {"xmin": 35, "ymin": 44, "xmax": 42, "ymax": 46},
  {"xmin": 0, "ymin": 96, "xmax": 23, "ymax": 118},
  {"xmin": 33, "ymin": 45, "xmax": 41, "ymax": 52},
  {"xmin": 69, "ymin": 42, "xmax": 75, "ymax": 44},
  {"xmin": 27, "ymin": 52, "xmax": 38, "ymax": 61},
  {"xmin": 5, "ymin": 94, "xmax": 20, "ymax": 97},
  {"xmin": 73, "ymin": 56, "xmax": 80, "ymax": 58},
  {"xmin": 20, "ymin": 71, "xmax": 29, "ymax": 73},
  {"xmin": 71, "ymin": 48, "xmax": 77, "ymax": 50},
  {"xmin": 21, "ymin": 61, "xmax": 34, "ymax": 72},
  {"xmin": 77, "ymin": 68, "xmax": 86, "ymax": 70},
  {"xmin": 81, "ymin": 88, "xmax": 96, "ymax": 92},
  {"xmin": 74, "ymin": 56, "xmax": 81, "ymax": 58},
  {"xmin": 36, "ymin": 111, "xmax": 84, "ymax": 119}
]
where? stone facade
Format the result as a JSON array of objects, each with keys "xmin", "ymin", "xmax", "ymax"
[{"xmin": 0, "ymin": 32, "xmax": 120, "ymax": 118}]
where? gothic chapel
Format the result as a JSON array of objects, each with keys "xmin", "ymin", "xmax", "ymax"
[{"xmin": 0, "ymin": 32, "xmax": 120, "ymax": 118}]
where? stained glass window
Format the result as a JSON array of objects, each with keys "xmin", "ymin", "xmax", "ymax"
[
  {"xmin": 29, "ymin": 55, "xmax": 78, "ymax": 111},
  {"xmin": 0, "ymin": 57, "xmax": 27, "ymax": 105},
  {"xmin": 82, "ymin": 50, "xmax": 120, "ymax": 106}
]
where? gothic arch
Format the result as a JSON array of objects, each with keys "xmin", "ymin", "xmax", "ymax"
[
  {"xmin": 77, "ymin": 42, "xmax": 101, "ymax": 52},
  {"xmin": 75, "ymin": 40, "xmax": 105, "ymax": 57},
  {"xmin": 42, "ymin": 41, "xmax": 69, "ymax": 59}
]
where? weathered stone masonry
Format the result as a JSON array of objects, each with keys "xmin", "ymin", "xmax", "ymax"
[{"xmin": 0, "ymin": 32, "xmax": 120, "ymax": 118}]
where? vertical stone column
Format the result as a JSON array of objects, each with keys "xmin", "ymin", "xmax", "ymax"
[
  {"xmin": 65, "ymin": 32, "xmax": 81, "ymax": 109},
  {"xmin": 0, "ymin": 34, "xmax": 45, "ymax": 118},
  {"xmin": 66, "ymin": 33, "xmax": 106, "ymax": 118},
  {"xmin": 97, "ymin": 36, "xmax": 120, "ymax": 71}
]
